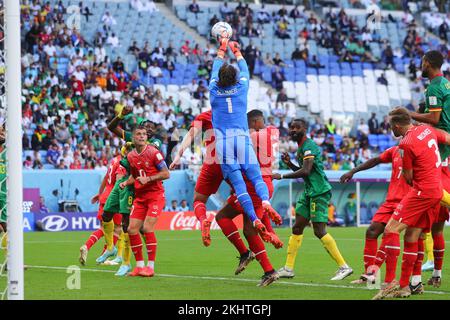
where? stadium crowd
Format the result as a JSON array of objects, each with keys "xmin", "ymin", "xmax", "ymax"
[{"xmin": 16, "ymin": 0, "xmax": 450, "ymax": 171}]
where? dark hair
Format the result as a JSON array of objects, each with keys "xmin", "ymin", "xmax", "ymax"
[
  {"xmin": 217, "ymin": 63, "xmax": 237, "ymax": 88},
  {"xmin": 424, "ymin": 50, "xmax": 444, "ymax": 69},
  {"xmin": 389, "ymin": 107, "xmax": 411, "ymax": 126},
  {"xmin": 247, "ymin": 109, "xmax": 264, "ymax": 121},
  {"xmin": 290, "ymin": 118, "xmax": 308, "ymax": 129}
]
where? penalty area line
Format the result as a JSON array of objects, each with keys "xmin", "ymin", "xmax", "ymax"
[{"xmin": 25, "ymin": 265, "xmax": 449, "ymax": 296}]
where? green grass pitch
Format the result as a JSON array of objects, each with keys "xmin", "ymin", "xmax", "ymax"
[{"xmin": 3, "ymin": 227, "xmax": 450, "ymax": 300}]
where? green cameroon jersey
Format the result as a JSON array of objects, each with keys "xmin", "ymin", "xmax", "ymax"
[
  {"xmin": 296, "ymin": 138, "xmax": 332, "ymax": 197},
  {"xmin": 424, "ymin": 76, "xmax": 450, "ymax": 159},
  {"xmin": 123, "ymin": 130, "xmax": 162, "ymax": 150}
]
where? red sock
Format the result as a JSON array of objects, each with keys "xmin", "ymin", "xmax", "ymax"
[
  {"xmin": 85, "ymin": 229, "xmax": 104, "ymax": 250},
  {"xmin": 246, "ymin": 234, "xmax": 273, "ymax": 273},
  {"xmin": 194, "ymin": 201, "xmax": 207, "ymax": 222},
  {"xmin": 433, "ymin": 233, "xmax": 445, "ymax": 271},
  {"xmin": 217, "ymin": 217, "xmax": 248, "ymax": 255},
  {"xmin": 261, "ymin": 213, "xmax": 274, "ymax": 233},
  {"xmin": 384, "ymin": 232, "xmax": 400, "ymax": 283},
  {"xmin": 113, "ymin": 234, "xmax": 119, "ymax": 246},
  {"xmin": 129, "ymin": 233, "xmax": 144, "ymax": 263},
  {"xmin": 374, "ymin": 235, "xmax": 388, "ymax": 269},
  {"xmin": 144, "ymin": 232, "xmax": 157, "ymax": 264},
  {"xmin": 399, "ymin": 241, "xmax": 418, "ymax": 288},
  {"xmin": 412, "ymin": 238, "xmax": 424, "ymax": 277},
  {"xmin": 363, "ymin": 237, "xmax": 378, "ymax": 273}
]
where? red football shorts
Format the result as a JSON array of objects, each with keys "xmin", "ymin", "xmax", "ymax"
[
  {"xmin": 436, "ymin": 205, "xmax": 449, "ymax": 223},
  {"xmin": 195, "ymin": 163, "xmax": 223, "ymax": 196},
  {"xmin": 392, "ymin": 189, "xmax": 441, "ymax": 232},
  {"xmin": 130, "ymin": 196, "xmax": 165, "ymax": 221},
  {"xmin": 227, "ymin": 176, "xmax": 274, "ymax": 219},
  {"xmin": 372, "ymin": 201, "xmax": 397, "ymax": 224}
]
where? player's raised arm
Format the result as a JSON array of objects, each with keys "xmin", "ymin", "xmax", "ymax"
[
  {"xmin": 210, "ymin": 37, "xmax": 228, "ymax": 87},
  {"xmin": 410, "ymin": 109, "xmax": 441, "ymax": 126},
  {"xmin": 229, "ymin": 41, "xmax": 249, "ymax": 85},
  {"xmin": 107, "ymin": 106, "xmax": 133, "ymax": 139},
  {"xmin": 340, "ymin": 157, "xmax": 382, "ymax": 183}
]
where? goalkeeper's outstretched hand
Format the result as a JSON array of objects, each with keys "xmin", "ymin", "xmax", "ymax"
[
  {"xmin": 228, "ymin": 41, "xmax": 243, "ymax": 59},
  {"xmin": 217, "ymin": 37, "xmax": 229, "ymax": 57}
]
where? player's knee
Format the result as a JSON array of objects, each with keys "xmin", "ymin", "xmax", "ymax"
[
  {"xmin": 215, "ymin": 211, "xmax": 224, "ymax": 222},
  {"xmin": 366, "ymin": 224, "xmax": 382, "ymax": 239},
  {"xmin": 292, "ymin": 226, "xmax": 302, "ymax": 235},
  {"xmin": 313, "ymin": 225, "xmax": 327, "ymax": 238},
  {"xmin": 102, "ymin": 212, "xmax": 113, "ymax": 222}
]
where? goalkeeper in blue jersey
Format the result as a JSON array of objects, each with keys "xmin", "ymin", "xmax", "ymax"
[{"xmin": 208, "ymin": 37, "xmax": 280, "ymax": 243}]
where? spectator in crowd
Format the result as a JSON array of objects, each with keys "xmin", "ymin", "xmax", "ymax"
[
  {"xmin": 179, "ymin": 199, "xmax": 190, "ymax": 212},
  {"xmin": 209, "ymin": 14, "xmax": 219, "ymax": 28},
  {"xmin": 39, "ymin": 196, "xmax": 49, "ymax": 214},
  {"xmin": 165, "ymin": 200, "xmax": 180, "ymax": 212},
  {"xmin": 244, "ymin": 42, "xmax": 260, "ymax": 78},
  {"xmin": 256, "ymin": 4, "xmax": 271, "ymax": 24},
  {"xmin": 368, "ymin": 113, "xmax": 379, "ymax": 134},
  {"xmin": 377, "ymin": 72, "xmax": 388, "ymax": 86},
  {"xmin": 379, "ymin": 115, "xmax": 391, "ymax": 134},
  {"xmin": 357, "ymin": 118, "xmax": 369, "ymax": 140},
  {"xmin": 148, "ymin": 61, "xmax": 163, "ymax": 83},
  {"xmin": 188, "ymin": 0, "xmax": 200, "ymax": 14},
  {"xmin": 101, "ymin": 11, "xmax": 116, "ymax": 30},
  {"xmin": 220, "ymin": 1, "xmax": 233, "ymax": 19}
]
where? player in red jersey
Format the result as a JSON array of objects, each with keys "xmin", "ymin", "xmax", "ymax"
[
  {"xmin": 340, "ymin": 145, "xmax": 411, "ymax": 285},
  {"xmin": 169, "ymin": 110, "xmax": 277, "ymax": 246},
  {"xmin": 215, "ymin": 110, "xmax": 282, "ymax": 287},
  {"xmin": 169, "ymin": 110, "xmax": 221, "ymax": 247},
  {"xmin": 373, "ymin": 107, "xmax": 450, "ymax": 299},
  {"xmin": 79, "ymin": 154, "xmax": 123, "ymax": 265},
  {"xmin": 120, "ymin": 126, "xmax": 170, "ymax": 277}
]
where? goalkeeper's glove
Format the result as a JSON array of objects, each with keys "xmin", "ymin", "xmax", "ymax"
[
  {"xmin": 217, "ymin": 37, "xmax": 229, "ymax": 59},
  {"xmin": 229, "ymin": 41, "xmax": 243, "ymax": 59}
]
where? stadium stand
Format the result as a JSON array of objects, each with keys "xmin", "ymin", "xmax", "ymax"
[{"xmin": 18, "ymin": 0, "xmax": 450, "ymax": 173}]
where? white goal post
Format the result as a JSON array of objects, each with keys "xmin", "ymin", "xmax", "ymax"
[{"xmin": 5, "ymin": 0, "xmax": 24, "ymax": 300}]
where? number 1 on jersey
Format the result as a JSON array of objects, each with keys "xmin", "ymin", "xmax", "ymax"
[{"xmin": 226, "ymin": 97, "xmax": 233, "ymax": 113}]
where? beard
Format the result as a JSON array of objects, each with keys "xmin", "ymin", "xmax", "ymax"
[
  {"xmin": 290, "ymin": 131, "xmax": 304, "ymax": 141},
  {"xmin": 422, "ymin": 68, "xmax": 429, "ymax": 78}
]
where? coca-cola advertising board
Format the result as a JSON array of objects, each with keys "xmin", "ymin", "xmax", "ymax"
[{"xmin": 156, "ymin": 211, "xmax": 243, "ymax": 231}]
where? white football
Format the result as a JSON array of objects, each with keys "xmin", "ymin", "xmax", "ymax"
[{"xmin": 211, "ymin": 22, "xmax": 233, "ymax": 40}]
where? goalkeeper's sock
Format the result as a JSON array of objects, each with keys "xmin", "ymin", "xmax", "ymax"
[
  {"xmin": 320, "ymin": 233, "xmax": 347, "ymax": 268},
  {"xmin": 285, "ymin": 234, "xmax": 303, "ymax": 270},
  {"xmin": 425, "ymin": 232, "xmax": 434, "ymax": 262},
  {"xmin": 123, "ymin": 233, "xmax": 131, "ymax": 266},
  {"xmin": 102, "ymin": 220, "xmax": 115, "ymax": 251},
  {"xmin": 116, "ymin": 233, "xmax": 125, "ymax": 258}
]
